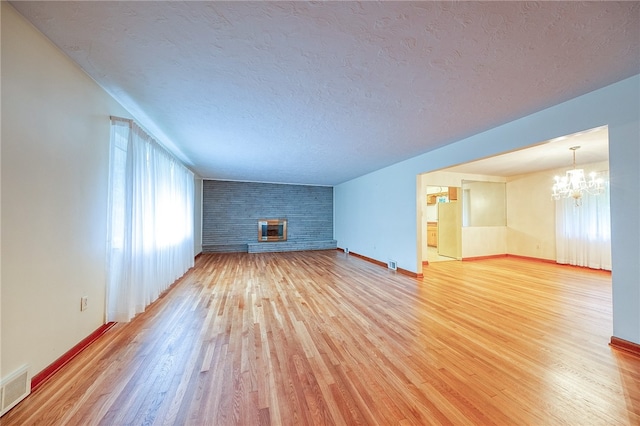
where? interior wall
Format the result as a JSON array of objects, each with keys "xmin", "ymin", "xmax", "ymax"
[
  {"xmin": 463, "ymin": 181, "xmax": 506, "ymax": 227},
  {"xmin": 608, "ymin": 117, "xmax": 640, "ymax": 344},
  {"xmin": 202, "ymin": 180, "xmax": 334, "ymax": 252},
  {"xmin": 334, "ymin": 74, "xmax": 640, "ymax": 345},
  {"xmin": 415, "ymin": 175, "xmax": 426, "ymax": 266},
  {"xmin": 1, "ymin": 3, "xmax": 132, "ymax": 379},
  {"xmin": 335, "ymin": 165, "xmax": 417, "ymax": 271},
  {"xmin": 461, "ymin": 227, "xmax": 507, "ymax": 258},
  {"xmin": 421, "ymin": 171, "xmax": 507, "ymax": 188},
  {"xmin": 505, "ymin": 160, "xmax": 609, "ymax": 261},
  {"xmin": 506, "ymin": 169, "xmax": 557, "ymax": 260}
]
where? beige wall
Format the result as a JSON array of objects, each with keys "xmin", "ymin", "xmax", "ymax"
[
  {"xmin": 463, "ymin": 181, "xmax": 506, "ymax": 227},
  {"xmin": 506, "ymin": 169, "xmax": 557, "ymax": 260},
  {"xmin": 420, "ymin": 170, "xmax": 506, "ymax": 188},
  {"xmin": 461, "ymin": 226, "xmax": 507, "ymax": 258},
  {"xmin": 1, "ymin": 3, "xmax": 131, "ymax": 380},
  {"xmin": 506, "ymin": 160, "xmax": 609, "ymax": 260}
]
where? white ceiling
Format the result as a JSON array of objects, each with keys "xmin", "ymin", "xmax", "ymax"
[
  {"xmin": 10, "ymin": 1, "xmax": 639, "ymax": 185},
  {"xmin": 442, "ymin": 125, "xmax": 610, "ymax": 177}
]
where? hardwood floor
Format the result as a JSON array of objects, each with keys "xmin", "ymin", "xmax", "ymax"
[{"xmin": 2, "ymin": 251, "xmax": 639, "ymax": 425}]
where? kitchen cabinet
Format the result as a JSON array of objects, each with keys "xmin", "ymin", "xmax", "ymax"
[
  {"xmin": 427, "ymin": 187, "xmax": 459, "ymax": 204},
  {"xmin": 427, "ymin": 223, "xmax": 438, "ymax": 247},
  {"xmin": 448, "ymin": 187, "xmax": 458, "ymax": 201}
]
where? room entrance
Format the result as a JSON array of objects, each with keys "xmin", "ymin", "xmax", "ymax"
[{"xmin": 422, "ymin": 185, "xmax": 461, "ymax": 264}]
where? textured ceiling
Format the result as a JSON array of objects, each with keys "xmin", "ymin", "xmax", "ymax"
[{"xmin": 10, "ymin": 1, "xmax": 640, "ymax": 185}]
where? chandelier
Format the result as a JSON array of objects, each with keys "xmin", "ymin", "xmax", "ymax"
[{"xmin": 552, "ymin": 146, "xmax": 605, "ymax": 205}]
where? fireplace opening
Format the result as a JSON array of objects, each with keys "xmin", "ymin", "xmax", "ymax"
[{"xmin": 258, "ymin": 219, "xmax": 287, "ymax": 242}]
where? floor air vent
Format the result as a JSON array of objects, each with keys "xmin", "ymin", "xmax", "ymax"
[
  {"xmin": 1, "ymin": 366, "xmax": 30, "ymax": 417},
  {"xmin": 388, "ymin": 260, "xmax": 397, "ymax": 271}
]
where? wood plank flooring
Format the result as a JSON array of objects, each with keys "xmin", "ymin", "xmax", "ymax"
[{"xmin": 2, "ymin": 251, "xmax": 639, "ymax": 425}]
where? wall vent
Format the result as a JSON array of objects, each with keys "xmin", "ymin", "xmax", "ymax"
[
  {"xmin": 388, "ymin": 260, "xmax": 397, "ymax": 271},
  {"xmin": 1, "ymin": 366, "xmax": 30, "ymax": 417}
]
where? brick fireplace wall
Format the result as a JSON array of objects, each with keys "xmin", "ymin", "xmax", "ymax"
[{"xmin": 202, "ymin": 180, "xmax": 336, "ymax": 253}]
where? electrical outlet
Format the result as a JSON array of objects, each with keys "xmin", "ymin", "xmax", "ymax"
[{"xmin": 80, "ymin": 296, "xmax": 88, "ymax": 311}]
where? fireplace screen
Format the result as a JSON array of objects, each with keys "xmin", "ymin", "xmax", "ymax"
[{"xmin": 258, "ymin": 219, "xmax": 287, "ymax": 242}]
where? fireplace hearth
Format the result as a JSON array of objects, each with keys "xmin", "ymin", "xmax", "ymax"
[{"xmin": 258, "ymin": 219, "xmax": 287, "ymax": 242}]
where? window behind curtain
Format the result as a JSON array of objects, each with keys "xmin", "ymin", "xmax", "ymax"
[
  {"xmin": 555, "ymin": 178, "xmax": 611, "ymax": 270},
  {"xmin": 107, "ymin": 118, "xmax": 194, "ymax": 322}
]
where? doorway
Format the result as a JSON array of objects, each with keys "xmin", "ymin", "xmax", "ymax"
[
  {"xmin": 417, "ymin": 125, "xmax": 610, "ymax": 271},
  {"xmin": 423, "ymin": 185, "xmax": 461, "ymax": 263}
]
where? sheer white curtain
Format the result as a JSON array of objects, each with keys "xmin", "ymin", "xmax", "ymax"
[
  {"xmin": 107, "ymin": 118, "xmax": 194, "ymax": 322},
  {"xmin": 555, "ymin": 180, "xmax": 611, "ymax": 270}
]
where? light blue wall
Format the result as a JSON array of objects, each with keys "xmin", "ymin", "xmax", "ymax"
[{"xmin": 334, "ymin": 75, "xmax": 640, "ymax": 345}]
